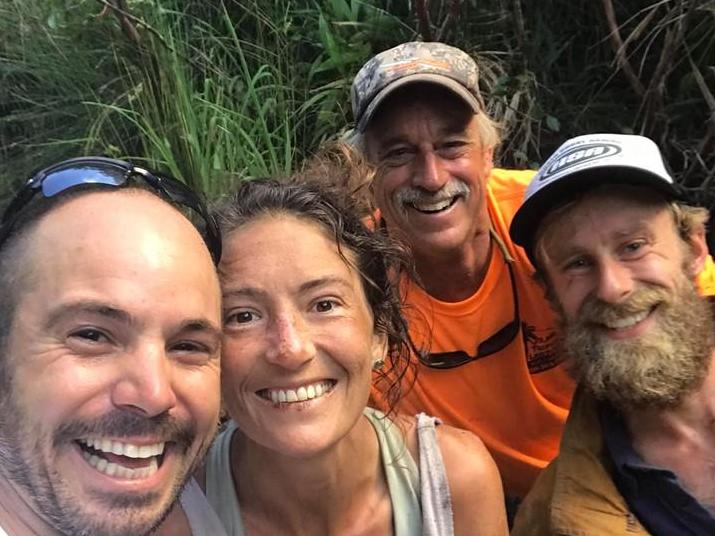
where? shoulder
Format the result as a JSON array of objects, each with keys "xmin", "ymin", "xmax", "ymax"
[
  {"xmin": 510, "ymin": 461, "xmax": 558, "ymax": 536},
  {"xmin": 436, "ymin": 424, "xmax": 501, "ymax": 492},
  {"xmin": 436, "ymin": 424, "xmax": 508, "ymax": 536},
  {"xmin": 485, "ymin": 168, "xmax": 538, "ymax": 265},
  {"xmin": 696, "ymin": 255, "xmax": 715, "ymax": 297},
  {"xmin": 487, "ymin": 167, "xmax": 536, "ymax": 199}
]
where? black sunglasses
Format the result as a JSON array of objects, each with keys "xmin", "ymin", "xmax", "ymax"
[
  {"xmin": 418, "ymin": 249, "xmax": 521, "ymax": 369},
  {"xmin": 0, "ymin": 157, "xmax": 221, "ymax": 264}
]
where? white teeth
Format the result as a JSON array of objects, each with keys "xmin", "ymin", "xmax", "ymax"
[
  {"xmin": 105, "ymin": 461, "xmax": 118, "ymax": 477},
  {"xmin": 137, "ymin": 445, "xmax": 155, "ymax": 458},
  {"xmin": 81, "ymin": 450, "xmax": 159, "ymax": 480},
  {"xmin": 97, "ymin": 457, "xmax": 108, "ymax": 473},
  {"xmin": 78, "ymin": 438, "xmax": 165, "ymax": 458},
  {"xmin": 604, "ymin": 310, "xmax": 649, "ymax": 329},
  {"xmin": 412, "ymin": 198, "xmax": 454, "ymax": 212},
  {"xmin": 263, "ymin": 381, "xmax": 334, "ymax": 405}
]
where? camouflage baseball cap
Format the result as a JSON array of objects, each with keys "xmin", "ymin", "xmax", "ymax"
[{"xmin": 351, "ymin": 41, "xmax": 484, "ymax": 133}]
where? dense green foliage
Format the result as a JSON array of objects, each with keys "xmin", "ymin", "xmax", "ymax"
[{"xmin": 1, "ymin": 0, "xmax": 713, "ymax": 205}]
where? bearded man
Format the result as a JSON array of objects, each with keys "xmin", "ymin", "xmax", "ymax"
[{"xmin": 509, "ymin": 134, "xmax": 715, "ymax": 535}]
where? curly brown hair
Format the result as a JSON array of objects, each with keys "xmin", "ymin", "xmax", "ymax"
[{"xmin": 212, "ymin": 145, "xmax": 418, "ymax": 415}]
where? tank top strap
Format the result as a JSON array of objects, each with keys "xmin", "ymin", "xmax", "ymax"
[
  {"xmin": 416, "ymin": 413, "xmax": 455, "ymax": 536},
  {"xmin": 363, "ymin": 407, "xmax": 422, "ymax": 536},
  {"xmin": 180, "ymin": 477, "xmax": 229, "ymax": 536},
  {"xmin": 205, "ymin": 421, "xmax": 246, "ymax": 536}
]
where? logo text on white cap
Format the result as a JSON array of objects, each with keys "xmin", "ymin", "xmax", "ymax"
[{"xmin": 541, "ymin": 143, "xmax": 622, "ymax": 181}]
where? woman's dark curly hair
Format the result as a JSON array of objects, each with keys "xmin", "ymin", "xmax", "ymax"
[{"xmin": 212, "ymin": 145, "xmax": 417, "ymax": 416}]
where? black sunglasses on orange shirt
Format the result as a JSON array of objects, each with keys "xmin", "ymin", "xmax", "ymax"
[{"xmin": 418, "ymin": 232, "xmax": 521, "ymax": 369}]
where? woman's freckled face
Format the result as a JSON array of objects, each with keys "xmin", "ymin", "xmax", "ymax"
[{"xmin": 219, "ymin": 214, "xmax": 384, "ymax": 457}]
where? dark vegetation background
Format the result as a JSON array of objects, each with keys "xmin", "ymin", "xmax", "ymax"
[{"xmin": 1, "ymin": 0, "xmax": 713, "ymax": 229}]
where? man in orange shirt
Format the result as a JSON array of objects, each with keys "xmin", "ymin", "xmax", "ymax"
[{"xmin": 351, "ymin": 42, "xmax": 575, "ymax": 503}]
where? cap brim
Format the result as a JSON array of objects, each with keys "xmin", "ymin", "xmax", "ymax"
[
  {"xmin": 510, "ymin": 166, "xmax": 682, "ymax": 258},
  {"xmin": 356, "ymin": 74, "xmax": 481, "ymax": 132}
]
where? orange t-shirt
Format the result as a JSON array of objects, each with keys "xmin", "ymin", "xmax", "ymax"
[
  {"xmin": 373, "ymin": 168, "xmax": 573, "ymax": 498},
  {"xmin": 371, "ymin": 168, "xmax": 715, "ymax": 499}
]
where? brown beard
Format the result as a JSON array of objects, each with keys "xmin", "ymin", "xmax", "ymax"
[{"xmin": 559, "ymin": 272, "xmax": 714, "ymax": 411}]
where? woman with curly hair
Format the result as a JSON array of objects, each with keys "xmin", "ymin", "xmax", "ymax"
[{"xmin": 162, "ymin": 149, "xmax": 507, "ymax": 535}]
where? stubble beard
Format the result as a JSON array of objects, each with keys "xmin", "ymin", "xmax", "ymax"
[
  {"xmin": 559, "ymin": 273, "xmax": 714, "ymax": 411},
  {"xmin": 0, "ymin": 390, "xmax": 214, "ymax": 536}
]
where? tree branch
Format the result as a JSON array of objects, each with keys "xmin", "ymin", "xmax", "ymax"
[
  {"xmin": 600, "ymin": 0, "xmax": 645, "ymax": 97},
  {"xmin": 415, "ymin": 0, "xmax": 433, "ymax": 41}
]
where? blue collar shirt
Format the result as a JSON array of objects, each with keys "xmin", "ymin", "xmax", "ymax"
[{"xmin": 600, "ymin": 402, "xmax": 715, "ymax": 536}]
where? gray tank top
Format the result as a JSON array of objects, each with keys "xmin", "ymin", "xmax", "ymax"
[
  {"xmin": 184, "ymin": 408, "xmax": 453, "ymax": 535},
  {"xmin": 180, "ymin": 478, "xmax": 229, "ymax": 536}
]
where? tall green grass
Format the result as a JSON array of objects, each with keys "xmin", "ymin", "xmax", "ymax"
[
  {"xmin": 0, "ymin": 0, "xmax": 127, "ymax": 192},
  {"xmin": 0, "ymin": 0, "xmax": 410, "ymax": 197},
  {"xmin": 87, "ymin": 3, "xmax": 304, "ymax": 197},
  {"xmin": 1, "ymin": 0, "xmax": 713, "ymax": 201}
]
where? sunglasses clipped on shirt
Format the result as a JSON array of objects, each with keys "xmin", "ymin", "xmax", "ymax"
[
  {"xmin": 418, "ymin": 232, "xmax": 521, "ymax": 369},
  {"xmin": 0, "ymin": 156, "xmax": 222, "ymax": 264}
]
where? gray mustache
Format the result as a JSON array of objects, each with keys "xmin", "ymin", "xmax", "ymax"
[{"xmin": 395, "ymin": 181, "xmax": 470, "ymax": 205}]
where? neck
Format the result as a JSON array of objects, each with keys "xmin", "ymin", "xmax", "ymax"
[
  {"xmin": 623, "ymin": 352, "xmax": 715, "ymax": 509},
  {"xmin": 0, "ymin": 471, "xmax": 61, "ymax": 536},
  {"xmin": 414, "ymin": 227, "xmax": 492, "ymax": 302},
  {"xmin": 625, "ymin": 353, "xmax": 715, "ymax": 440},
  {"xmin": 232, "ymin": 414, "xmax": 387, "ymax": 534}
]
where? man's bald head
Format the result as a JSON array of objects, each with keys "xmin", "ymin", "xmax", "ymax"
[
  {"xmin": 0, "ymin": 187, "xmax": 219, "ymax": 381},
  {"xmin": 0, "ymin": 187, "xmax": 222, "ymax": 536}
]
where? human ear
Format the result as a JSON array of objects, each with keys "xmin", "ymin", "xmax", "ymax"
[
  {"xmin": 686, "ymin": 226, "xmax": 709, "ymax": 277},
  {"xmin": 481, "ymin": 146, "xmax": 495, "ymax": 177},
  {"xmin": 371, "ymin": 332, "xmax": 388, "ymax": 370}
]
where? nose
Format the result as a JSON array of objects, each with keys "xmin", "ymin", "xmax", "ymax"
[
  {"xmin": 413, "ymin": 150, "xmax": 449, "ymax": 192},
  {"xmin": 112, "ymin": 344, "xmax": 178, "ymax": 417},
  {"xmin": 595, "ymin": 257, "xmax": 634, "ymax": 304},
  {"xmin": 264, "ymin": 311, "xmax": 316, "ymax": 369}
]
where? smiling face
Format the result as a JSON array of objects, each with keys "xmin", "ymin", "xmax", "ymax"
[
  {"xmin": 219, "ymin": 214, "xmax": 385, "ymax": 457},
  {"xmin": 538, "ymin": 188, "xmax": 713, "ymax": 408},
  {"xmin": 364, "ymin": 84, "xmax": 494, "ymax": 263},
  {"xmin": 0, "ymin": 191, "xmax": 221, "ymax": 535}
]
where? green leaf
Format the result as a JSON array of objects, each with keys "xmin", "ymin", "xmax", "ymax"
[
  {"xmin": 47, "ymin": 12, "xmax": 59, "ymax": 29},
  {"xmin": 545, "ymin": 115, "xmax": 560, "ymax": 132}
]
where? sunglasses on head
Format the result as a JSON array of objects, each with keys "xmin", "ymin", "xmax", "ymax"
[
  {"xmin": 418, "ymin": 235, "xmax": 521, "ymax": 369},
  {"xmin": 0, "ymin": 157, "xmax": 222, "ymax": 264}
]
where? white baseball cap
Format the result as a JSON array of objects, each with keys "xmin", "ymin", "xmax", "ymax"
[{"xmin": 510, "ymin": 133, "xmax": 681, "ymax": 264}]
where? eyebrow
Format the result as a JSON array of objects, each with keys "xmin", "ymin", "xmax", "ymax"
[
  {"xmin": 548, "ymin": 222, "xmax": 654, "ymax": 262},
  {"xmin": 611, "ymin": 224, "xmax": 653, "ymax": 240},
  {"xmin": 222, "ymin": 276, "xmax": 353, "ymax": 301},
  {"xmin": 374, "ymin": 136, "xmax": 410, "ymax": 156},
  {"xmin": 298, "ymin": 276, "xmax": 353, "ymax": 294},
  {"xmin": 45, "ymin": 300, "xmax": 133, "ymax": 330},
  {"xmin": 378, "ymin": 125, "xmax": 469, "ymax": 149},
  {"xmin": 548, "ymin": 246, "xmax": 588, "ymax": 266},
  {"xmin": 44, "ymin": 300, "xmax": 221, "ymax": 338},
  {"xmin": 177, "ymin": 319, "xmax": 221, "ymax": 339}
]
